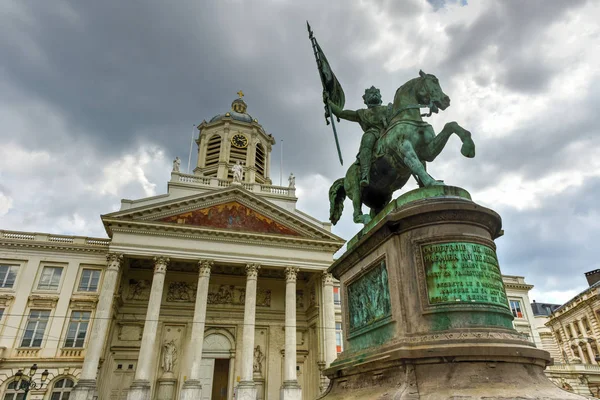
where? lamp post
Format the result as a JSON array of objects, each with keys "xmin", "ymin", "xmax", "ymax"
[{"xmin": 14, "ymin": 364, "xmax": 49, "ymax": 399}]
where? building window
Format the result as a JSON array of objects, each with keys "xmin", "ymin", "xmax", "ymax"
[
  {"xmin": 335, "ymin": 322, "xmax": 343, "ymax": 353},
  {"xmin": 0, "ymin": 265, "xmax": 18, "ymax": 289},
  {"xmin": 78, "ymin": 269, "xmax": 101, "ymax": 292},
  {"xmin": 20, "ymin": 310, "xmax": 50, "ymax": 347},
  {"xmin": 37, "ymin": 266, "xmax": 63, "ymax": 291},
  {"xmin": 574, "ymin": 323, "xmax": 582, "ymax": 336},
  {"xmin": 509, "ymin": 300, "xmax": 523, "ymax": 318},
  {"xmin": 50, "ymin": 378, "xmax": 74, "ymax": 400},
  {"xmin": 3, "ymin": 380, "xmax": 26, "ymax": 400},
  {"xmin": 0, "ymin": 308, "xmax": 4, "ymax": 321},
  {"xmin": 255, "ymin": 143, "xmax": 266, "ymax": 179},
  {"xmin": 333, "ymin": 286, "xmax": 341, "ymax": 306},
  {"xmin": 64, "ymin": 311, "xmax": 91, "ymax": 348},
  {"xmin": 583, "ymin": 318, "xmax": 592, "ymax": 333}
]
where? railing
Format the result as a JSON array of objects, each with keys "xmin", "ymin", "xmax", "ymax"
[
  {"xmin": 547, "ymin": 363, "xmax": 600, "ymax": 372},
  {"xmin": 1, "ymin": 230, "xmax": 110, "ymax": 247},
  {"xmin": 60, "ymin": 348, "xmax": 84, "ymax": 358},
  {"xmin": 15, "ymin": 348, "xmax": 40, "ymax": 358},
  {"xmin": 172, "ymin": 172, "xmax": 296, "ymax": 198}
]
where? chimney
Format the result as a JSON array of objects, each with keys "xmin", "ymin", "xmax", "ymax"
[{"xmin": 585, "ymin": 269, "xmax": 600, "ymax": 286}]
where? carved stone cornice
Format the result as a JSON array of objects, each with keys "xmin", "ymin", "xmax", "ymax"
[
  {"xmin": 0, "ymin": 293, "xmax": 15, "ymax": 306},
  {"xmin": 28, "ymin": 294, "xmax": 59, "ymax": 308},
  {"xmin": 245, "ymin": 264, "xmax": 260, "ymax": 279},
  {"xmin": 69, "ymin": 295, "xmax": 99, "ymax": 310},
  {"xmin": 285, "ymin": 267, "xmax": 299, "ymax": 283},
  {"xmin": 198, "ymin": 259, "xmax": 213, "ymax": 277},
  {"xmin": 153, "ymin": 256, "xmax": 169, "ymax": 274}
]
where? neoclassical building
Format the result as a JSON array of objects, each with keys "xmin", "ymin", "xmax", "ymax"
[{"xmin": 0, "ymin": 95, "xmax": 345, "ymax": 400}]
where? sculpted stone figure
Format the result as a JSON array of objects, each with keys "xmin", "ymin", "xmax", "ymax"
[
  {"xmin": 288, "ymin": 172, "xmax": 296, "ymax": 188},
  {"xmin": 162, "ymin": 339, "xmax": 177, "ymax": 372},
  {"xmin": 172, "ymin": 156, "xmax": 181, "ymax": 172},
  {"xmin": 231, "ymin": 161, "xmax": 243, "ymax": 183},
  {"xmin": 253, "ymin": 345, "xmax": 264, "ymax": 374}
]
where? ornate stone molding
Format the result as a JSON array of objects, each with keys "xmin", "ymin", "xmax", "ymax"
[
  {"xmin": 246, "ymin": 263, "xmax": 260, "ymax": 279},
  {"xmin": 69, "ymin": 295, "xmax": 99, "ymax": 310},
  {"xmin": 106, "ymin": 253, "xmax": 123, "ymax": 271},
  {"xmin": 154, "ymin": 256, "xmax": 169, "ymax": 274},
  {"xmin": 28, "ymin": 294, "xmax": 59, "ymax": 308},
  {"xmin": 322, "ymin": 272, "xmax": 334, "ymax": 286},
  {"xmin": 285, "ymin": 267, "xmax": 299, "ymax": 283},
  {"xmin": 0, "ymin": 293, "xmax": 15, "ymax": 307},
  {"xmin": 199, "ymin": 259, "xmax": 214, "ymax": 277}
]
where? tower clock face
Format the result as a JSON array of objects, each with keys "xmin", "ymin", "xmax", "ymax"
[{"xmin": 231, "ymin": 134, "xmax": 249, "ymax": 149}]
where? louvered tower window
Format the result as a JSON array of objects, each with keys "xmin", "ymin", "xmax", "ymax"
[
  {"xmin": 204, "ymin": 134, "xmax": 221, "ymax": 177},
  {"xmin": 255, "ymin": 143, "xmax": 266, "ymax": 181}
]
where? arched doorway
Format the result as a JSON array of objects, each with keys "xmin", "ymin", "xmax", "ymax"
[{"xmin": 199, "ymin": 330, "xmax": 235, "ymax": 400}]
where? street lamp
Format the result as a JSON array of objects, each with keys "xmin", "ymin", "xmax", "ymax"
[{"xmin": 14, "ymin": 364, "xmax": 49, "ymax": 398}]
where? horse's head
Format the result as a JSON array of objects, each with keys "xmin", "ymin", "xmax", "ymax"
[{"xmin": 416, "ymin": 70, "xmax": 450, "ymax": 113}]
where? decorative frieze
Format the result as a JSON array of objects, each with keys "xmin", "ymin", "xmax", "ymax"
[
  {"xmin": 126, "ymin": 279, "xmax": 151, "ymax": 301},
  {"xmin": 27, "ymin": 294, "xmax": 59, "ymax": 308}
]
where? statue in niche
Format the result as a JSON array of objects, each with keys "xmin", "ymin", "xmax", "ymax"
[
  {"xmin": 127, "ymin": 279, "xmax": 151, "ymax": 301},
  {"xmin": 172, "ymin": 156, "xmax": 181, "ymax": 172},
  {"xmin": 231, "ymin": 161, "xmax": 244, "ymax": 183},
  {"xmin": 253, "ymin": 345, "xmax": 264, "ymax": 375},
  {"xmin": 296, "ymin": 290, "xmax": 304, "ymax": 309},
  {"xmin": 162, "ymin": 339, "xmax": 177, "ymax": 373}
]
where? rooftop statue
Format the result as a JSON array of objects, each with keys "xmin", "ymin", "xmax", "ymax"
[{"xmin": 308, "ymin": 23, "xmax": 476, "ymax": 225}]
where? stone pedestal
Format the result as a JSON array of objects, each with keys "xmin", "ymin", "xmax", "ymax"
[
  {"xmin": 321, "ymin": 186, "xmax": 586, "ymax": 399},
  {"xmin": 126, "ymin": 380, "xmax": 151, "ymax": 400},
  {"xmin": 156, "ymin": 374, "xmax": 177, "ymax": 400},
  {"xmin": 236, "ymin": 381, "xmax": 257, "ymax": 400}
]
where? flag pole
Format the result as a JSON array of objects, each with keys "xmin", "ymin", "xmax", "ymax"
[
  {"xmin": 187, "ymin": 125, "xmax": 195, "ymax": 174},
  {"xmin": 280, "ymin": 139, "xmax": 283, "ymax": 186}
]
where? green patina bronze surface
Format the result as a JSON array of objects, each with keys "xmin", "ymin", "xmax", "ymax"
[
  {"xmin": 347, "ymin": 260, "xmax": 391, "ymax": 332},
  {"xmin": 422, "ymin": 242, "xmax": 509, "ymax": 308},
  {"xmin": 347, "ymin": 186, "xmax": 471, "ymax": 250},
  {"xmin": 321, "ymin": 68, "xmax": 476, "ymax": 226},
  {"xmin": 310, "ymin": 26, "xmax": 476, "ymax": 226}
]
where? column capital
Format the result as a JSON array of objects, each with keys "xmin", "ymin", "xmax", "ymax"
[
  {"xmin": 285, "ymin": 267, "xmax": 299, "ymax": 283},
  {"xmin": 322, "ymin": 272, "xmax": 334, "ymax": 285},
  {"xmin": 198, "ymin": 259, "xmax": 214, "ymax": 277},
  {"xmin": 106, "ymin": 253, "xmax": 123, "ymax": 271},
  {"xmin": 246, "ymin": 263, "xmax": 260, "ymax": 278},
  {"xmin": 153, "ymin": 256, "xmax": 169, "ymax": 274}
]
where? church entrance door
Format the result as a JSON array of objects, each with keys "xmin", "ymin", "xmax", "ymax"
[{"xmin": 200, "ymin": 332, "xmax": 234, "ymax": 400}]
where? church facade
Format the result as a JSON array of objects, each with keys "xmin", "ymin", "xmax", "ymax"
[{"xmin": 0, "ymin": 96, "xmax": 345, "ymax": 400}]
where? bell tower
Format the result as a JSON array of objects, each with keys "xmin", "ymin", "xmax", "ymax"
[{"xmin": 194, "ymin": 92, "xmax": 275, "ymax": 184}]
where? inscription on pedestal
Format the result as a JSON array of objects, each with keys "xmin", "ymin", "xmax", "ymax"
[
  {"xmin": 347, "ymin": 260, "xmax": 391, "ymax": 331},
  {"xmin": 422, "ymin": 242, "xmax": 508, "ymax": 308}
]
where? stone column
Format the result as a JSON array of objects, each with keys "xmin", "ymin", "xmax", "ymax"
[
  {"xmin": 281, "ymin": 267, "xmax": 301, "ymax": 400},
  {"xmin": 180, "ymin": 260, "xmax": 213, "ymax": 400},
  {"xmin": 127, "ymin": 257, "xmax": 169, "ymax": 400},
  {"xmin": 72, "ymin": 253, "xmax": 122, "ymax": 400},
  {"xmin": 237, "ymin": 264, "xmax": 260, "ymax": 400},
  {"xmin": 322, "ymin": 273, "xmax": 337, "ymax": 367}
]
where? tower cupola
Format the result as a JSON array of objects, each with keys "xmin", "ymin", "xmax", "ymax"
[{"xmin": 194, "ymin": 92, "xmax": 276, "ymax": 184}]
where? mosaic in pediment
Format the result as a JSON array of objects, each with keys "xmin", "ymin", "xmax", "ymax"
[{"xmin": 158, "ymin": 201, "xmax": 301, "ymax": 236}]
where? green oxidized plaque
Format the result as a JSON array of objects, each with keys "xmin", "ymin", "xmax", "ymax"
[
  {"xmin": 347, "ymin": 260, "xmax": 391, "ymax": 331},
  {"xmin": 422, "ymin": 242, "xmax": 509, "ymax": 308}
]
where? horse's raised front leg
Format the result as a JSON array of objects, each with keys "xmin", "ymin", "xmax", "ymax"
[
  {"xmin": 423, "ymin": 121, "xmax": 475, "ymax": 162},
  {"xmin": 397, "ymin": 140, "xmax": 442, "ymax": 187}
]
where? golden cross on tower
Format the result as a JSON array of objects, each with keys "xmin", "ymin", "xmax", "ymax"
[{"xmin": 237, "ymin": 90, "xmax": 244, "ymax": 99}]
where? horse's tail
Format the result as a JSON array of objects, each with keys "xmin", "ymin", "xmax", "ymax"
[{"xmin": 329, "ymin": 178, "xmax": 346, "ymax": 225}]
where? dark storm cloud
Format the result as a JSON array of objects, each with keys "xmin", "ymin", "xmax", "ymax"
[
  {"xmin": 441, "ymin": 0, "xmax": 588, "ymax": 93},
  {"xmin": 2, "ymin": 0, "xmax": 600, "ymax": 304}
]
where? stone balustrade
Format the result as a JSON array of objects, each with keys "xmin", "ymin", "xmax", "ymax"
[
  {"xmin": 0, "ymin": 230, "xmax": 110, "ymax": 247},
  {"xmin": 171, "ymin": 171, "xmax": 296, "ymax": 198}
]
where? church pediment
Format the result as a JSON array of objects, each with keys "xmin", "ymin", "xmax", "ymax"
[
  {"xmin": 157, "ymin": 201, "xmax": 301, "ymax": 236},
  {"xmin": 102, "ymin": 187, "xmax": 344, "ymax": 246}
]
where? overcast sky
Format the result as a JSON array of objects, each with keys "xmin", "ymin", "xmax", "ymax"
[{"xmin": 1, "ymin": 0, "xmax": 599, "ymax": 304}]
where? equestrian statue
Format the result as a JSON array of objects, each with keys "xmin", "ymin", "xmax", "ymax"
[{"xmin": 308, "ymin": 23, "xmax": 476, "ymax": 225}]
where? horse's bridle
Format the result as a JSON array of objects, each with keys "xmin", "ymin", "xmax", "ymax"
[{"xmin": 389, "ymin": 101, "xmax": 436, "ymax": 121}]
